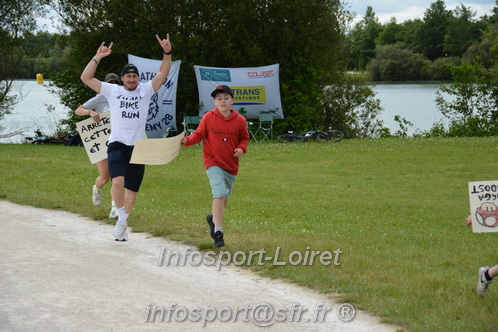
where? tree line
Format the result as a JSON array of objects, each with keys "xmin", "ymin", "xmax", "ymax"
[
  {"xmin": 349, "ymin": 1, "xmax": 497, "ymax": 81},
  {"xmin": 13, "ymin": 1, "xmax": 496, "ymax": 83},
  {"xmin": 1, "ymin": 0, "xmax": 497, "ymax": 139}
]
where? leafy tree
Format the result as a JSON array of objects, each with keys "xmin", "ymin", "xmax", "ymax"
[
  {"xmin": 345, "ymin": 1, "xmax": 493, "ymax": 82},
  {"xmin": 462, "ymin": 39, "xmax": 493, "ymax": 68},
  {"xmin": 461, "ymin": 0, "xmax": 498, "ymax": 68},
  {"xmin": 416, "ymin": 0, "xmax": 453, "ymax": 60},
  {"xmin": 376, "ymin": 18, "xmax": 404, "ymax": 46},
  {"xmin": 48, "ymin": 0, "xmax": 354, "ymax": 134},
  {"xmin": 350, "ymin": 7, "xmax": 382, "ymax": 66},
  {"xmin": 22, "ymin": 31, "xmax": 56, "ymax": 58},
  {"xmin": 9, "ymin": 32, "xmax": 71, "ymax": 79},
  {"xmin": 320, "ymin": 73, "xmax": 384, "ymax": 138},
  {"xmin": 432, "ymin": 22, "xmax": 498, "ymax": 137},
  {"xmin": 443, "ymin": 4, "xmax": 483, "ymax": 57},
  {"xmin": 400, "ymin": 19, "xmax": 424, "ymax": 52},
  {"xmin": 0, "ymin": 0, "xmax": 46, "ymax": 135},
  {"xmin": 349, "ymin": 6, "xmax": 383, "ymax": 69}
]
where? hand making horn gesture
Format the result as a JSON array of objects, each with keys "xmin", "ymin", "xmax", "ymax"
[
  {"xmin": 156, "ymin": 34, "xmax": 172, "ymax": 55},
  {"xmin": 95, "ymin": 42, "xmax": 113, "ymax": 59}
]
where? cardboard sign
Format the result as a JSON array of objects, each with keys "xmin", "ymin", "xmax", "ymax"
[
  {"xmin": 130, "ymin": 131, "xmax": 185, "ymax": 165},
  {"xmin": 468, "ymin": 180, "xmax": 498, "ymax": 233},
  {"xmin": 76, "ymin": 111, "xmax": 111, "ymax": 164}
]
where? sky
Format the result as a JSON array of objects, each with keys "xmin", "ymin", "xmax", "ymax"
[
  {"xmin": 36, "ymin": 7, "xmax": 60, "ymax": 33},
  {"xmin": 349, "ymin": 0, "xmax": 495, "ymax": 24}
]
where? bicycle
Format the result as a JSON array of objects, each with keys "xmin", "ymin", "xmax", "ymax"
[
  {"xmin": 25, "ymin": 130, "xmax": 68, "ymax": 145},
  {"xmin": 276, "ymin": 129, "xmax": 344, "ymax": 143}
]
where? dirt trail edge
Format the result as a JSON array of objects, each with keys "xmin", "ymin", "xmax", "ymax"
[{"xmin": 0, "ymin": 200, "xmax": 399, "ymax": 331}]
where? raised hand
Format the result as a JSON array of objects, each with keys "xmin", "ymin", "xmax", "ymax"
[
  {"xmin": 155, "ymin": 34, "xmax": 172, "ymax": 54},
  {"xmin": 151, "ymin": 34, "xmax": 173, "ymax": 92},
  {"xmin": 96, "ymin": 42, "xmax": 113, "ymax": 58}
]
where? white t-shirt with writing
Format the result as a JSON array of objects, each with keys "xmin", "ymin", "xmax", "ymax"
[{"xmin": 101, "ymin": 81, "xmax": 154, "ymax": 146}]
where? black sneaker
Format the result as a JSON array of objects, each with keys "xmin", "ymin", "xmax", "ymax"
[
  {"xmin": 206, "ymin": 214, "xmax": 215, "ymax": 239},
  {"xmin": 214, "ymin": 231, "xmax": 225, "ymax": 247}
]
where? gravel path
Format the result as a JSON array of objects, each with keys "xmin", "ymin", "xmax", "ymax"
[{"xmin": 0, "ymin": 200, "xmax": 399, "ymax": 331}]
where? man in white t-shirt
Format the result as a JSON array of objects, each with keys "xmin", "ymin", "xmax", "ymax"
[{"xmin": 80, "ymin": 34, "xmax": 172, "ymax": 241}]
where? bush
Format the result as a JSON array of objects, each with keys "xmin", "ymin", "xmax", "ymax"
[
  {"xmin": 320, "ymin": 74, "xmax": 384, "ymax": 138},
  {"xmin": 425, "ymin": 56, "xmax": 498, "ymax": 137},
  {"xmin": 426, "ymin": 56, "xmax": 461, "ymax": 81},
  {"xmin": 367, "ymin": 45, "xmax": 429, "ymax": 81}
]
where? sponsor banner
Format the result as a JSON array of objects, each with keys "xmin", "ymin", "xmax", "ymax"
[
  {"xmin": 128, "ymin": 54, "xmax": 181, "ymax": 138},
  {"xmin": 194, "ymin": 64, "xmax": 283, "ymax": 120}
]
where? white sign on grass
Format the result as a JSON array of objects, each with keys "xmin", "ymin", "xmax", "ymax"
[
  {"xmin": 76, "ymin": 111, "xmax": 111, "ymax": 164},
  {"xmin": 468, "ymin": 180, "xmax": 498, "ymax": 233}
]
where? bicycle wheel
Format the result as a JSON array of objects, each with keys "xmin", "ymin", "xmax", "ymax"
[
  {"xmin": 276, "ymin": 134, "xmax": 305, "ymax": 143},
  {"xmin": 316, "ymin": 132, "xmax": 332, "ymax": 142},
  {"xmin": 325, "ymin": 130, "xmax": 344, "ymax": 142}
]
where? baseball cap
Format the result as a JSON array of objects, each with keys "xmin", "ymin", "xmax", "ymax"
[
  {"xmin": 121, "ymin": 64, "xmax": 140, "ymax": 76},
  {"xmin": 104, "ymin": 73, "xmax": 120, "ymax": 83},
  {"xmin": 211, "ymin": 85, "xmax": 234, "ymax": 98}
]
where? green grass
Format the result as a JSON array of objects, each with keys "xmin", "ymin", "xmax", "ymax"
[{"xmin": 1, "ymin": 138, "xmax": 498, "ymax": 331}]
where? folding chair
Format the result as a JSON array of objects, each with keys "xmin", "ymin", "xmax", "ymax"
[
  {"xmin": 255, "ymin": 114, "xmax": 274, "ymax": 142},
  {"xmin": 182, "ymin": 116, "xmax": 202, "ymax": 145},
  {"xmin": 247, "ymin": 119, "xmax": 259, "ymax": 142},
  {"xmin": 161, "ymin": 126, "xmax": 176, "ymax": 138},
  {"xmin": 182, "ymin": 116, "xmax": 201, "ymax": 136}
]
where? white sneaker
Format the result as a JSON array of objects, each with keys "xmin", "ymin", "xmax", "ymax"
[
  {"xmin": 113, "ymin": 219, "xmax": 128, "ymax": 241},
  {"xmin": 109, "ymin": 209, "xmax": 118, "ymax": 219},
  {"xmin": 121, "ymin": 229, "xmax": 128, "ymax": 241},
  {"xmin": 92, "ymin": 185, "xmax": 102, "ymax": 206},
  {"xmin": 478, "ymin": 266, "xmax": 492, "ymax": 297}
]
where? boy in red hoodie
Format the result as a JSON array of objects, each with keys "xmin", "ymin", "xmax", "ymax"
[{"xmin": 181, "ymin": 85, "xmax": 249, "ymax": 247}]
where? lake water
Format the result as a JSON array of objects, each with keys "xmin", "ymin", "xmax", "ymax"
[
  {"xmin": 371, "ymin": 83, "xmax": 453, "ymax": 136},
  {"xmin": 0, "ymin": 80, "xmax": 453, "ymax": 143},
  {"xmin": 0, "ymin": 80, "xmax": 69, "ymax": 143}
]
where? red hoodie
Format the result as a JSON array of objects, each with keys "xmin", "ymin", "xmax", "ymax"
[{"xmin": 184, "ymin": 108, "xmax": 249, "ymax": 175}]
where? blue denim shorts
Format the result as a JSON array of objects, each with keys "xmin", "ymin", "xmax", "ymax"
[{"xmin": 206, "ymin": 166, "xmax": 237, "ymax": 198}]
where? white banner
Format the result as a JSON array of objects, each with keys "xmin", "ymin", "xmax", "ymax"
[
  {"xmin": 76, "ymin": 111, "xmax": 111, "ymax": 164},
  {"xmin": 194, "ymin": 64, "xmax": 283, "ymax": 120},
  {"xmin": 128, "ymin": 54, "xmax": 181, "ymax": 138}
]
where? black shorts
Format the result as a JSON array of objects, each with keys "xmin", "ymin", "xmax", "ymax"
[{"xmin": 107, "ymin": 141, "xmax": 145, "ymax": 192}]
